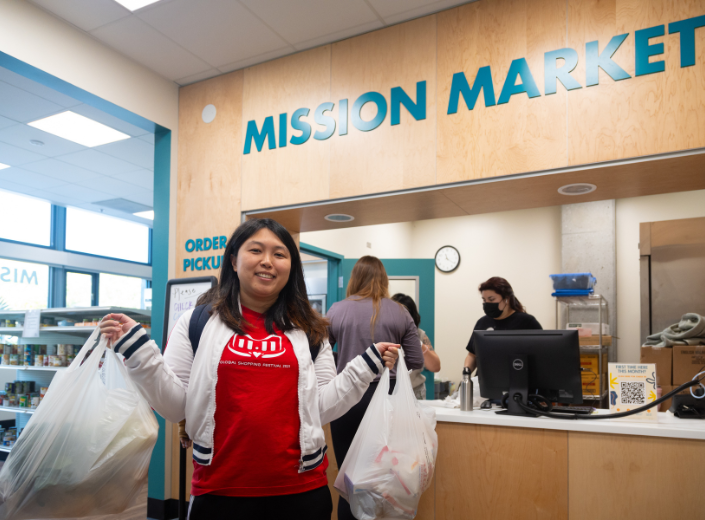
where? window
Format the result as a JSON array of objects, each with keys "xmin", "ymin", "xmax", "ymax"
[
  {"xmin": 0, "ymin": 258, "xmax": 49, "ymax": 310},
  {"xmin": 66, "ymin": 272, "xmax": 94, "ymax": 308},
  {"xmin": 0, "ymin": 190, "xmax": 51, "ymax": 246},
  {"xmin": 99, "ymin": 273, "xmax": 147, "ymax": 309},
  {"xmin": 66, "ymin": 207, "xmax": 150, "ymax": 264}
]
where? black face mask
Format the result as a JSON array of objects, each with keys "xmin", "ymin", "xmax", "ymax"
[{"xmin": 483, "ymin": 302, "xmax": 503, "ymax": 319}]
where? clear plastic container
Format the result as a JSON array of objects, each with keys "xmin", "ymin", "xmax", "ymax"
[{"xmin": 549, "ymin": 273, "xmax": 596, "ymax": 291}]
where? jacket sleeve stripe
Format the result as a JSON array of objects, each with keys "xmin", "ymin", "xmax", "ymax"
[
  {"xmin": 369, "ymin": 344, "xmax": 383, "ymax": 362},
  {"xmin": 361, "ymin": 351, "xmax": 379, "ymax": 375},
  {"xmin": 192, "ymin": 453, "xmax": 210, "ymax": 465},
  {"xmin": 123, "ymin": 335, "xmax": 149, "ymax": 360},
  {"xmin": 193, "ymin": 443, "xmax": 212, "ymax": 455},
  {"xmin": 113, "ymin": 324, "xmax": 142, "ymax": 354}
]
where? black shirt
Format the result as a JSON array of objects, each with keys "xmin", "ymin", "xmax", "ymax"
[{"xmin": 465, "ymin": 311, "xmax": 543, "ymax": 354}]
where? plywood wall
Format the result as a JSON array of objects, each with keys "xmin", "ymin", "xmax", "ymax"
[{"xmin": 176, "ymin": 0, "xmax": 705, "ymax": 275}]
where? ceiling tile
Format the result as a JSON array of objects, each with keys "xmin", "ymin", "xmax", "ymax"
[
  {"xmin": 0, "ymin": 179, "xmax": 50, "ymax": 200},
  {"xmin": 0, "ymin": 81, "xmax": 64, "ymax": 123},
  {"xmin": 91, "ymin": 16, "xmax": 212, "ymax": 81},
  {"xmin": 51, "ymin": 183, "xmax": 115, "ymax": 203},
  {"xmin": 0, "ymin": 66, "xmax": 82, "ymax": 108},
  {"xmin": 0, "ymin": 167, "xmax": 68, "ymax": 189},
  {"xmin": 70, "ymin": 103, "xmax": 151, "ymax": 138},
  {"xmin": 118, "ymin": 169, "xmax": 154, "ymax": 190},
  {"xmin": 240, "ymin": 0, "xmax": 379, "ymax": 46},
  {"xmin": 94, "ymin": 138, "xmax": 154, "ymax": 170},
  {"xmin": 138, "ymin": 133, "xmax": 155, "ymax": 145},
  {"xmin": 0, "ymin": 124, "xmax": 86, "ymax": 157},
  {"xmin": 217, "ymin": 47, "xmax": 295, "ymax": 74},
  {"xmin": 370, "ymin": 0, "xmax": 474, "ymax": 24},
  {"xmin": 0, "ymin": 116, "xmax": 18, "ymax": 131},
  {"xmin": 35, "ymin": 189, "xmax": 86, "ymax": 208},
  {"xmin": 78, "ymin": 202, "xmax": 153, "ymax": 226},
  {"xmin": 22, "ymin": 159, "xmax": 104, "ymax": 184},
  {"xmin": 175, "ymin": 68, "xmax": 222, "ymax": 86},
  {"xmin": 56, "ymin": 149, "xmax": 142, "ymax": 176},
  {"xmin": 29, "ymin": 0, "xmax": 131, "ymax": 31},
  {"xmin": 293, "ymin": 20, "xmax": 384, "ymax": 51},
  {"xmin": 126, "ymin": 188, "xmax": 154, "ymax": 207},
  {"xmin": 0, "ymin": 141, "xmax": 47, "ymax": 166},
  {"xmin": 88, "ymin": 175, "xmax": 146, "ymax": 198},
  {"xmin": 138, "ymin": 0, "xmax": 290, "ymax": 68}
]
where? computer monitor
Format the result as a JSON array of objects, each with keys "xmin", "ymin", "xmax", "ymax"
[{"xmin": 474, "ymin": 330, "xmax": 582, "ymax": 417}]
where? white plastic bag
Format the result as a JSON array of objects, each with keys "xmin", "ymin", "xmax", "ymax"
[
  {"xmin": 335, "ymin": 351, "xmax": 438, "ymax": 519},
  {"xmin": 0, "ymin": 330, "xmax": 158, "ymax": 520}
]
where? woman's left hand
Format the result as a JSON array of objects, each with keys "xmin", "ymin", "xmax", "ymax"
[{"xmin": 375, "ymin": 343, "xmax": 400, "ymax": 369}]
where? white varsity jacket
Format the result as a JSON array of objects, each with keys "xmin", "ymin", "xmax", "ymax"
[{"xmin": 113, "ymin": 307, "xmax": 385, "ymax": 472}]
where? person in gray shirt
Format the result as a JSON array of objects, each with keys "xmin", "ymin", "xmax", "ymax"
[{"xmin": 327, "ymin": 256, "xmax": 424, "ymax": 520}]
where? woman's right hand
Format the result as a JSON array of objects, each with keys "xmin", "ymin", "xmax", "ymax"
[{"xmin": 100, "ymin": 313, "xmax": 138, "ymax": 348}]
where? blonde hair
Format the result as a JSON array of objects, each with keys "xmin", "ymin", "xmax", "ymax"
[{"xmin": 346, "ymin": 256, "xmax": 389, "ymax": 340}]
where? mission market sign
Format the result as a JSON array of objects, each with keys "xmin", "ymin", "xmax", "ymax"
[{"xmin": 243, "ymin": 14, "xmax": 704, "ymax": 155}]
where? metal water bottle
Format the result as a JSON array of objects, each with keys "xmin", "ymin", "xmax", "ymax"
[{"xmin": 460, "ymin": 367, "xmax": 473, "ymax": 411}]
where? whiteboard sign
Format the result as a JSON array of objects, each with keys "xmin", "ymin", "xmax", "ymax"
[{"xmin": 163, "ymin": 277, "xmax": 217, "ymax": 346}]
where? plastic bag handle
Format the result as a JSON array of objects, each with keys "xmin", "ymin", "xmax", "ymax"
[{"xmin": 67, "ymin": 328, "xmax": 107, "ymax": 373}]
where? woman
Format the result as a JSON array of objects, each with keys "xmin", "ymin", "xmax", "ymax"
[
  {"xmin": 99, "ymin": 219, "xmax": 399, "ymax": 520},
  {"xmin": 391, "ymin": 293, "xmax": 441, "ymax": 400},
  {"xmin": 464, "ymin": 276, "xmax": 542, "ymax": 372},
  {"xmin": 326, "ymin": 256, "xmax": 424, "ymax": 520}
]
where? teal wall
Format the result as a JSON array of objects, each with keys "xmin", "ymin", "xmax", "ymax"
[{"xmin": 342, "ymin": 258, "xmax": 436, "ymax": 398}]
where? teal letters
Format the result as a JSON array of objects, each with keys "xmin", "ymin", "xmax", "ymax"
[
  {"xmin": 498, "ymin": 58, "xmax": 541, "ymax": 105},
  {"xmin": 314, "ymin": 102, "xmax": 336, "ymax": 140},
  {"xmin": 391, "ymin": 81, "xmax": 426, "ymax": 125},
  {"xmin": 669, "ymin": 15, "xmax": 705, "ymax": 68},
  {"xmin": 544, "ymin": 48, "xmax": 581, "ymax": 95},
  {"xmin": 290, "ymin": 108, "xmax": 311, "ymax": 145},
  {"xmin": 635, "ymin": 25, "xmax": 665, "ymax": 76},
  {"xmin": 352, "ymin": 92, "xmax": 387, "ymax": 131},
  {"xmin": 586, "ymin": 34, "xmax": 631, "ymax": 86},
  {"xmin": 243, "ymin": 116, "xmax": 275, "ymax": 154},
  {"xmin": 447, "ymin": 67, "xmax": 495, "ymax": 114},
  {"xmin": 278, "ymin": 113, "xmax": 287, "ymax": 148}
]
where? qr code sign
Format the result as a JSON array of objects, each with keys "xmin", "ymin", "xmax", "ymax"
[{"xmin": 620, "ymin": 382, "xmax": 645, "ymax": 405}]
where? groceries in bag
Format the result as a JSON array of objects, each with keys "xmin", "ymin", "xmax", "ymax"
[
  {"xmin": 335, "ymin": 350, "xmax": 438, "ymax": 519},
  {"xmin": 0, "ymin": 330, "xmax": 158, "ymax": 520}
]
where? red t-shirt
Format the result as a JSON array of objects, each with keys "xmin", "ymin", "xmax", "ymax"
[{"xmin": 191, "ymin": 306, "xmax": 328, "ymax": 497}]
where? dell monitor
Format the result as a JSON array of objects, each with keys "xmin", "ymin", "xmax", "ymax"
[{"xmin": 474, "ymin": 330, "xmax": 582, "ymax": 417}]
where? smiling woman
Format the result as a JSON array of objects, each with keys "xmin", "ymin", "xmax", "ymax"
[{"xmin": 99, "ymin": 218, "xmax": 401, "ymax": 520}]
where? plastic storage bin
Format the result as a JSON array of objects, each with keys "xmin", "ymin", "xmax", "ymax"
[{"xmin": 549, "ymin": 273, "xmax": 596, "ymax": 291}]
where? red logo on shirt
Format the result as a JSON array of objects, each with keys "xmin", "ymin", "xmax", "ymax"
[{"xmin": 227, "ymin": 333, "xmax": 285, "ymax": 359}]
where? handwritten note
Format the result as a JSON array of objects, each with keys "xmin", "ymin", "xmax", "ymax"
[
  {"xmin": 22, "ymin": 309, "xmax": 41, "ymax": 338},
  {"xmin": 166, "ymin": 281, "xmax": 213, "ymax": 339}
]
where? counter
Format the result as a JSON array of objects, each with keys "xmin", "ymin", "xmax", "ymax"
[{"xmin": 325, "ymin": 409, "xmax": 705, "ymax": 520}]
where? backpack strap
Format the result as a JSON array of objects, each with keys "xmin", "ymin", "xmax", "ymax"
[
  {"xmin": 189, "ymin": 302, "xmax": 322, "ymax": 363},
  {"xmin": 188, "ymin": 303, "xmax": 213, "ymax": 356}
]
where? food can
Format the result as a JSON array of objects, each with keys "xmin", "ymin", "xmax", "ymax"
[
  {"xmin": 31, "ymin": 396, "xmax": 40, "ymax": 409},
  {"xmin": 8, "ymin": 395, "xmax": 17, "ymax": 407},
  {"xmin": 14, "ymin": 382, "xmax": 24, "ymax": 395},
  {"xmin": 9, "ymin": 354, "xmax": 18, "ymax": 366},
  {"xmin": 58, "ymin": 355, "xmax": 67, "ymax": 366},
  {"xmin": 57, "ymin": 344, "xmax": 67, "ymax": 356},
  {"xmin": 40, "ymin": 386, "xmax": 48, "ymax": 398},
  {"xmin": 49, "ymin": 355, "xmax": 62, "ymax": 367},
  {"xmin": 66, "ymin": 355, "xmax": 76, "ymax": 366},
  {"xmin": 1, "ymin": 354, "xmax": 9, "ymax": 365},
  {"xmin": 18, "ymin": 395, "xmax": 28, "ymax": 408},
  {"xmin": 34, "ymin": 354, "xmax": 44, "ymax": 367},
  {"xmin": 46, "ymin": 344, "xmax": 57, "ymax": 356},
  {"xmin": 2, "ymin": 396, "xmax": 8, "ymax": 407},
  {"xmin": 5, "ymin": 383, "xmax": 14, "ymax": 394},
  {"xmin": 66, "ymin": 345, "xmax": 75, "ymax": 356},
  {"xmin": 24, "ymin": 354, "xmax": 32, "ymax": 366}
]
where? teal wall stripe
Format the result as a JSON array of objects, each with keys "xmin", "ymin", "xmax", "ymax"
[{"xmin": 148, "ymin": 128, "xmax": 171, "ymax": 501}]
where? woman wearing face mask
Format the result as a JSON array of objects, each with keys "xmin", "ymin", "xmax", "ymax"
[
  {"xmin": 463, "ymin": 276, "xmax": 542, "ymax": 372},
  {"xmin": 99, "ymin": 219, "xmax": 399, "ymax": 520}
]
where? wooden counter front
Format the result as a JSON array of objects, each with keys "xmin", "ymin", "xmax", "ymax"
[{"xmin": 326, "ymin": 411, "xmax": 705, "ymax": 520}]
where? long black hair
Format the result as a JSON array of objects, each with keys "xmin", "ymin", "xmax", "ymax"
[
  {"xmin": 198, "ymin": 218, "xmax": 328, "ymax": 346},
  {"xmin": 391, "ymin": 293, "xmax": 421, "ymax": 327},
  {"xmin": 478, "ymin": 277, "xmax": 526, "ymax": 313}
]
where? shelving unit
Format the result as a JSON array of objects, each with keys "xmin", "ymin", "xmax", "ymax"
[
  {"xmin": 555, "ymin": 294, "xmax": 611, "ymax": 405},
  {"xmin": 0, "ymin": 306, "xmax": 151, "ymax": 453}
]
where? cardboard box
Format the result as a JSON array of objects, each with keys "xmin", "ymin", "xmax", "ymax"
[
  {"xmin": 640, "ymin": 346, "xmax": 673, "ymax": 386},
  {"xmin": 672, "ymin": 345, "xmax": 705, "ymax": 385},
  {"xmin": 567, "ymin": 322, "xmax": 610, "ymax": 335},
  {"xmin": 659, "ymin": 385, "xmax": 675, "ymax": 412},
  {"xmin": 580, "ymin": 352, "xmax": 607, "ymax": 376},
  {"xmin": 579, "ymin": 336, "xmax": 612, "ymax": 347}
]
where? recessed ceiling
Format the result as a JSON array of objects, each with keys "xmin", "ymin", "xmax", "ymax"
[
  {"xmin": 0, "ymin": 65, "xmax": 154, "ymax": 225},
  {"xmin": 29, "ymin": 0, "xmax": 476, "ymax": 86}
]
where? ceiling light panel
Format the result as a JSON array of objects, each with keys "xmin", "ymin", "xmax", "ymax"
[
  {"xmin": 114, "ymin": 0, "xmax": 162, "ymax": 11},
  {"xmin": 0, "ymin": 163, "xmax": 9, "ymax": 170},
  {"xmin": 28, "ymin": 111, "xmax": 130, "ymax": 148},
  {"xmin": 133, "ymin": 210, "xmax": 154, "ymax": 220}
]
